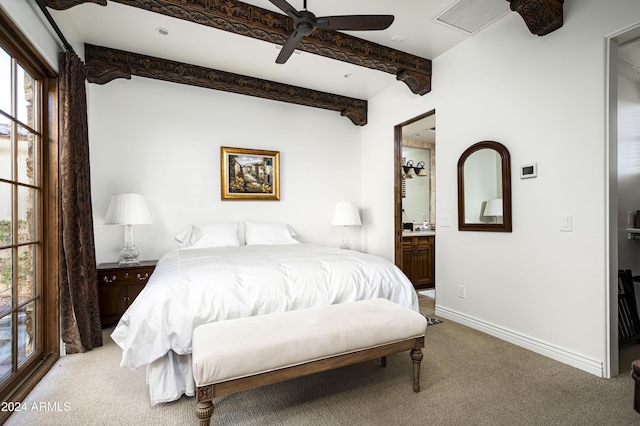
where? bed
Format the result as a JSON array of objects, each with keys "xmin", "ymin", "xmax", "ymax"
[{"xmin": 110, "ymin": 223, "xmax": 419, "ymax": 405}]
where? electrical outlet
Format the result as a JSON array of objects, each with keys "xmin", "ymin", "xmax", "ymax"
[{"xmin": 458, "ymin": 285, "xmax": 466, "ymax": 299}]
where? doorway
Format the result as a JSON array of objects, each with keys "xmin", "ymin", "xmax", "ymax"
[
  {"xmin": 608, "ymin": 24, "xmax": 640, "ymax": 378},
  {"xmin": 394, "ymin": 110, "xmax": 436, "ymax": 307}
]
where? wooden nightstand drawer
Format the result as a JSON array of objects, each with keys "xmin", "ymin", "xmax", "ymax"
[
  {"xmin": 97, "ymin": 260, "xmax": 157, "ymax": 327},
  {"xmin": 98, "ymin": 267, "xmax": 153, "ymax": 285}
]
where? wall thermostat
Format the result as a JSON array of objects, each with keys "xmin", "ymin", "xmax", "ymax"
[{"xmin": 520, "ymin": 163, "xmax": 537, "ymax": 179}]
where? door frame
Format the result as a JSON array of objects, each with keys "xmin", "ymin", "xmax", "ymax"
[
  {"xmin": 605, "ymin": 21, "xmax": 640, "ymax": 379},
  {"xmin": 393, "ymin": 109, "xmax": 436, "ymax": 269}
]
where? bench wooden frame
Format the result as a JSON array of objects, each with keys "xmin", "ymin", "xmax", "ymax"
[{"xmin": 195, "ymin": 336, "xmax": 425, "ymax": 425}]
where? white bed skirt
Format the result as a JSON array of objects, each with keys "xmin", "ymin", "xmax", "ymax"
[{"xmin": 146, "ymin": 351, "xmax": 195, "ymax": 405}]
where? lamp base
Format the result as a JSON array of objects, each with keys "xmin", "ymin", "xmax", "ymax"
[
  {"xmin": 118, "ymin": 224, "xmax": 141, "ymax": 265},
  {"xmin": 339, "ymin": 226, "xmax": 351, "ymax": 250},
  {"xmin": 118, "ymin": 246, "xmax": 140, "ymax": 266}
]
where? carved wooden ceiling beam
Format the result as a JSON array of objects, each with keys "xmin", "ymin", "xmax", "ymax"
[
  {"xmin": 83, "ymin": 43, "xmax": 368, "ymax": 125},
  {"xmin": 508, "ymin": 0, "xmax": 564, "ymax": 36},
  {"xmin": 44, "ymin": 0, "xmax": 432, "ymax": 95},
  {"xmin": 45, "ymin": 0, "xmax": 564, "ymax": 98}
]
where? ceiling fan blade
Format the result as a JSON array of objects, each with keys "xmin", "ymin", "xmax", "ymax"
[
  {"xmin": 268, "ymin": 0, "xmax": 299, "ymax": 19},
  {"xmin": 276, "ymin": 31, "xmax": 305, "ymax": 64},
  {"xmin": 316, "ymin": 15, "xmax": 394, "ymax": 31}
]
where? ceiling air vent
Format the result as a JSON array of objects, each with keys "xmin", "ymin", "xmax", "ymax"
[{"xmin": 433, "ymin": 0, "xmax": 511, "ymax": 35}]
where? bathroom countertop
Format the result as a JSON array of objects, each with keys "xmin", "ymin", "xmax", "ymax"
[{"xmin": 402, "ymin": 230, "xmax": 435, "ymax": 237}]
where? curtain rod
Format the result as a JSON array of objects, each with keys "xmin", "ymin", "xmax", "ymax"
[{"xmin": 34, "ymin": 0, "xmax": 75, "ymax": 54}]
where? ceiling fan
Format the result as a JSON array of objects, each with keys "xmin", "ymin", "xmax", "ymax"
[{"xmin": 269, "ymin": 0, "xmax": 395, "ymax": 64}]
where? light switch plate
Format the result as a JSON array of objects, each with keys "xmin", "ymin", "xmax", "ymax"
[
  {"xmin": 440, "ymin": 214, "xmax": 450, "ymax": 227},
  {"xmin": 560, "ymin": 215, "xmax": 572, "ymax": 232}
]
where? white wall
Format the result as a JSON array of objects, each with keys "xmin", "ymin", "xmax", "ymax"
[
  {"xmin": 362, "ymin": 0, "xmax": 640, "ymax": 376},
  {"xmin": 618, "ymin": 75, "xmax": 640, "ymax": 273},
  {"xmin": 88, "ymin": 76, "xmax": 362, "ymax": 264}
]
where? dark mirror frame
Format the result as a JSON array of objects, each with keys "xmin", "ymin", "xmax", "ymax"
[{"xmin": 457, "ymin": 141, "xmax": 512, "ymax": 232}]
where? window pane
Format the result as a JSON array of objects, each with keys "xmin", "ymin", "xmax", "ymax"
[
  {"xmin": 17, "ymin": 302, "xmax": 35, "ymax": 366},
  {"xmin": 0, "ymin": 116, "xmax": 9, "ymax": 181},
  {"xmin": 0, "ymin": 48, "xmax": 9, "ymax": 116},
  {"xmin": 0, "ymin": 313, "xmax": 12, "ymax": 382},
  {"xmin": 17, "ymin": 245, "xmax": 34, "ymax": 304},
  {"xmin": 17, "ymin": 126, "xmax": 36, "ymax": 186},
  {"xmin": 16, "ymin": 64, "xmax": 34, "ymax": 129},
  {"xmin": 0, "ymin": 248, "xmax": 11, "ymax": 316},
  {"xmin": 0, "ymin": 183, "xmax": 10, "ymax": 245},
  {"xmin": 17, "ymin": 186, "xmax": 35, "ymax": 244}
]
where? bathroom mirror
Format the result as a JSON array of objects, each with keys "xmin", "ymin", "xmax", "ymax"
[{"xmin": 457, "ymin": 141, "xmax": 512, "ymax": 232}]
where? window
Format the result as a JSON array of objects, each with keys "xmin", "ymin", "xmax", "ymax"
[
  {"xmin": 0, "ymin": 44, "xmax": 41, "ymax": 383},
  {"xmin": 0, "ymin": 9, "xmax": 59, "ymax": 412}
]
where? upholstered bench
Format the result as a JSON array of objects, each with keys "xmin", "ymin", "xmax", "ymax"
[{"xmin": 191, "ymin": 298, "xmax": 427, "ymax": 425}]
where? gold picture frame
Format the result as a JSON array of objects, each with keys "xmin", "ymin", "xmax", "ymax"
[{"xmin": 220, "ymin": 147, "xmax": 280, "ymax": 200}]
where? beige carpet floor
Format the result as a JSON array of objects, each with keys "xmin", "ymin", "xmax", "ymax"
[{"xmin": 4, "ymin": 295, "xmax": 640, "ymax": 425}]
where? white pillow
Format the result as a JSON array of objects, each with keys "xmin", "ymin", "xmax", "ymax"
[
  {"xmin": 244, "ymin": 221, "xmax": 298, "ymax": 245},
  {"xmin": 174, "ymin": 224, "xmax": 202, "ymax": 248},
  {"xmin": 175, "ymin": 222, "xmax": 240, "ymax": 249}
]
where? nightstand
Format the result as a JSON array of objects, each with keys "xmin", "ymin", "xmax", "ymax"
[{"xmin": 96, "ymin": 260, "xmax": 157, "ymax": 328}]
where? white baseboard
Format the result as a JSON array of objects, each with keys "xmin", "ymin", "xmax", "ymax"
[{"xmin": 435, "ymin": 306, "xmax": 604, "ymax": 377}]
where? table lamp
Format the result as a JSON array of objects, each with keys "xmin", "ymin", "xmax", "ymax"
[
  {"xmin": 331, "ymin": 201, "xmax": 362, "ymax": 250},
  {"xmin": 104, "ymin": 193, "xmax": 152, "ymax": 265}
]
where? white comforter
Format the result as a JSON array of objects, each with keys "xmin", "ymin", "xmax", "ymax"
[{"xmin": 111, "ymin": 243, "xmax": 418, "ymax": 403}]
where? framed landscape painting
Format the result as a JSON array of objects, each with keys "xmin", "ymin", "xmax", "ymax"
[{"xmin": 220, "ymin": 147, "xmax": 280, "ymax": 200}]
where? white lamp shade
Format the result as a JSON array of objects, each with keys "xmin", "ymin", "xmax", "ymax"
[
  {"xmin": 104, "ymin": 193, "xmax": 153, "ymax": 225},
  {"xmin": 331, "ymin": 201, "xmax": 362, "ymax": 226},
  {"xmin": 483, "ymin": 198, "xmax": 503, "ymax": 217}
]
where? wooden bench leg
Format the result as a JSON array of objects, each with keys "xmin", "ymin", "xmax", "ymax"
[
  {"xmin": 196, "ymin": 385, "xmax": 214, "ymax": 426},
  {"xmin": 196, "ymin": 400, "xmax": 214, "ymax": 426},
  {"xmin": 410, "ymin": 348, "xmax": 423, "ymax": 392}
]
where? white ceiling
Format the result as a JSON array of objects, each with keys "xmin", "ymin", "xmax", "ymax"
[{"xmin": 47, "ymin": 0, "xmax": 512, "ymax": 100}]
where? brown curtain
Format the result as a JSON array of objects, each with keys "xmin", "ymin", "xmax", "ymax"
[{"xmin": 59, "ymin": 51, "xmax": 103, "ymax": 353}]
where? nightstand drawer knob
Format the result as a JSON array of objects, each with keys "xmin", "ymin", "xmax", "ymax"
[
  {"xmin": 137, "ymin": 273, "xmax": 149, "ymax": 281},
  {"xmin": 103, "ymin": 275, "xmax": 116, "ymax": 283}
]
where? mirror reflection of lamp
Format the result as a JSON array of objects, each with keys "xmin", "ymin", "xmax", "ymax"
[
  {"xmin": 414, "ymin": 161, "xmax": 428, "ymax": 177},
  {"xmin": 483, "ymin": 198, "xmax": 503, "ymax": 223},
  {"xmin": 403, "ymin": 160, "xmax": 416, "ymax": 179}
]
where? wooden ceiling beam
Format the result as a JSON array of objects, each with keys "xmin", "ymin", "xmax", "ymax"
[
  {"xmin": 83, "ymin": 43, "xmax": 368, "ymax": 126},
  {"xmin": 508, "ymin": 0, "xmax": 564, "ymax": 36},
  {"xmin": 45, "ymin": 0, "xmax": 564, "ymax": 97},
  {"xmin": 44, "ymin": 0, "xmax": 432, "ymax": 95}
]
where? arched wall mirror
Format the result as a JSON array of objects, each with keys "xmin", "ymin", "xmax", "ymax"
[{"xmin": 457, "ymin": 141, "xmax": 512, "ymax": 232}]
